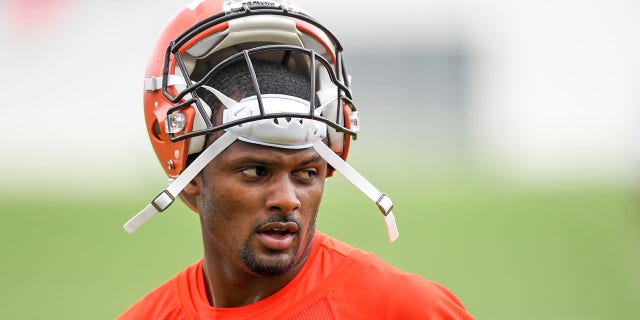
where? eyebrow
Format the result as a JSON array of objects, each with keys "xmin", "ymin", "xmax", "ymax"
[{"xmin": 299, "ymin": 156, "xmax": 324, "ymax": 166}]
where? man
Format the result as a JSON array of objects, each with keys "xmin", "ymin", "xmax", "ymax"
[{"xmin": 119, "ymin": 0, "xmax": 473, "ymax": 318}]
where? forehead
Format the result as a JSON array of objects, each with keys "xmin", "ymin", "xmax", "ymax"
[{"xmin": 217, "ymin": 139, "xmax": 322, "ymax": 164}]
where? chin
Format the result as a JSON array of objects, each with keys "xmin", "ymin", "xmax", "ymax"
[{"xmin": 243, "ymin": 250, "xmax": 298, "ymax": 277}]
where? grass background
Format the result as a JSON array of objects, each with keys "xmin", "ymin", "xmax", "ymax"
[
  {"xmin": 1, "ymin": 153, "xmax": 638, "ymax": 319},
  {"xmin": 1, "ymin": 1, "xmax": 639, "ymax": 319}
]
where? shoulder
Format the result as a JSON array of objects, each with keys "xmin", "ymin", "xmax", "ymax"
[
  {"xmin": 323, "ymin": 241, "xmax": 473, "ymax": 319},
  {"xmin": 116, "ymin": 261, "xmax": 202, "ymax": 320},
  {"xmin": 315, "ymin": 232, "xmax": 361, "ymax": 258},
  {"xmin": 353, "ymin": 253, "xmax": 456, "ymax": 296}
]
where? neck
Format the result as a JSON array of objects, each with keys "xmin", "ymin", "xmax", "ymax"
[
  {"xmin": 200, "ymin": 236, "xmax": 315, "ymax": 308},
  {"xmin": 201, "ymin": 259, "xmax": 301, "ymax": 308}
]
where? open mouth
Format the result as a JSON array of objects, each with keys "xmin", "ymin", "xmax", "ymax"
[
  {"xmin": 260, "ymin": 228, "xmax": 291, "ymax": 238},
  {"xmin": 256, "ymin": 221, "xmax": 299, "ymax": 250},
  {"xmin": 257, "ymin": 221, "xmax": 299, "ymax": 234}
]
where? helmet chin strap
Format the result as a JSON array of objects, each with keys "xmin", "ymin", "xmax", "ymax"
[
  {"xmin": 123, "ymin": 131, "xmax": 239, "ymax": 233},
  {"xmin": 125, "ymin": 131, "xmax": 398, "ymax": 241},
  {"xmin": 124, "ymin": 93, "xmax": 399, "ymax": 241},
  {"xmin": 311, "ymin": 140, "xmax": 399, "ymax": 242}
]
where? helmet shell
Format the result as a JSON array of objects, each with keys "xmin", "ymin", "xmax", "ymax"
[{"xmin": 143, "ymin": 0, "xmax": 354, "ymax": 179}]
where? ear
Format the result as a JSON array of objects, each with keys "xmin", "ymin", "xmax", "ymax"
[{"xmin": 179, "ymin": 176, "xmax": 201, "ymax": 214}]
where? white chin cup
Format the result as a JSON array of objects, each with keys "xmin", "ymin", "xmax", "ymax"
[{"xmin": 223, "ymin": 94, "xmax": 326, "ymax": 149}]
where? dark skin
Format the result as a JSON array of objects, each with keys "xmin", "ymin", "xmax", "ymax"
[{"xmin": 181, "ymin": 133, "xmax": 328, "ymax": 308}]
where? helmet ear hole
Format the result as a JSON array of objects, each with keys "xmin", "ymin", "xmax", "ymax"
[{"xmin": 151, "ymin": 119, "xmax": 162, "ymax": 142}]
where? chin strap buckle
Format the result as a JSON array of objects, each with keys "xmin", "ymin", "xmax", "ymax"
[
  {"xmin": 376, "ymin": 193, "xmax": 393, "ymax": 217},
  {"xmin": 151, "ymin": 190, "xmax": 175, "ymax": 212}
]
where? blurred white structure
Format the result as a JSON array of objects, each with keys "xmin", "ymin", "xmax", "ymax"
[{"xmin": 0, "ymin": 0, "xmax": 638, "ymax": 189}]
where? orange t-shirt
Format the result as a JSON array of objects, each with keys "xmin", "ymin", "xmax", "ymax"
[{"xmin": 118, "ymin": 232, "xmax": 473, "ymax": 319}]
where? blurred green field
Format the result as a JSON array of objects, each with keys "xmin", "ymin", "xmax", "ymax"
[{"xmin": 1, "ymin": 171, "xmax": 638, "ymax": 319}]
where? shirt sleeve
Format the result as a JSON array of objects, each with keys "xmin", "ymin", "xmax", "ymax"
[
  {"xmin": 326, "ymin": 252, "xmax": 474, "ymax": 320},
  {"xmin": 116, "ymin": 277, "xmax": 186, "ymax": 320}
]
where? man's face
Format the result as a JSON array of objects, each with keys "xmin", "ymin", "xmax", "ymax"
[{"xmin": 196, "ymin": 139, "xmax": 327, "ymax": 277}]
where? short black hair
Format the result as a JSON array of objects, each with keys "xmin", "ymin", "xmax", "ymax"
[
  {"xmin": 187, "ymin": 59, "xmax": 311, "ymax": 165},
  {"xmin": 197, "ymin": 59, "xmax": 311, "ymax": 119}
]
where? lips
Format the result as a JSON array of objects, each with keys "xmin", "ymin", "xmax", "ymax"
[{"xmin": 256, "ymin": 221, "xmax": 298, "ymax": 251}]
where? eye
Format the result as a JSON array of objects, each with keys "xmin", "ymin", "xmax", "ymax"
[
  {"xmin": 293, "ymin": 169, "xmax": 317, "ymax": 180},
  {"xmin": 241, "ymin": 166, "xmax": 267, "ymax": 178}
]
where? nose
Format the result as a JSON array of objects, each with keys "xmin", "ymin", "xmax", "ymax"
[{"xmin": 265, "ymin": 175, "xmax": 301, "ymax": 214}]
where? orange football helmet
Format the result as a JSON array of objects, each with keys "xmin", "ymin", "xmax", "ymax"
[
  {"xmin": 143, "ymin": 0, "xmax": 356, "ymax": 179},
  {"xmin": 126, "ymin": 0, "xmax": 398, "ymax": 242}
]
